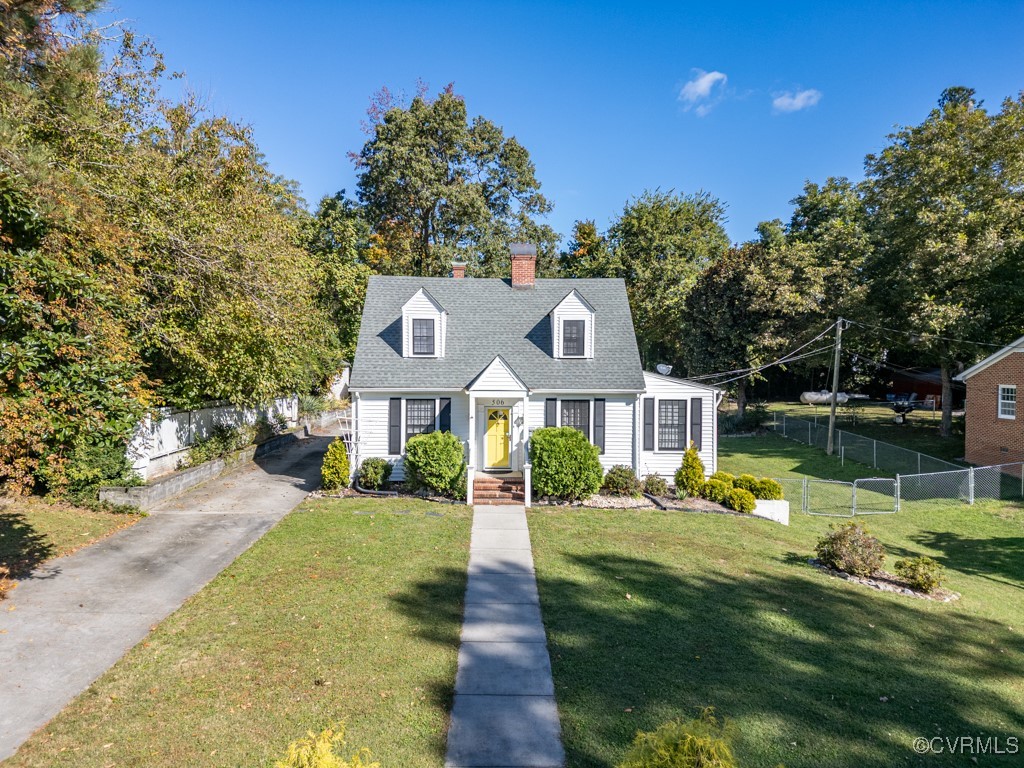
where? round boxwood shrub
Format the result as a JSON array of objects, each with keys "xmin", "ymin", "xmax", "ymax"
[
  {"xmin": 815, "ymin": 522, "xmax": 886, "ymax": 577},
  {"xmin": 674, "ymin": 444, "xmax": 706, "ymax": 499},
  {"xmin": 733, "ymin": 473, "xmax": 759, "ymax": 493},
  {"xmin": 702, "ymin": 478, "xmax": 731, "ymax": 505},
  {"xmin": 894, "ymin": 556, "xmax": 944, "ymax": 593},
  {"xmin": 321, "ymin": 438, "xmax": 351, "ymax": 490},
  {"xmin": 642, "ymin": 474, "xmax": 668, "ymax": 496},
  {"xmin": 603, "ymin": 465, "xmax": 642, "ymax": 497},
  {"xmin": 404, "ymin": 430, "xmax": 465, "ymax": 495},
  {"xmin": 754, "ymin": 477, "xmax": 784, "ymax": 500},
  {"xmin": 708, "ymin": 471, "xmax": 735, "ymax": 488},
  {"xmin": 357, "ymin": 457, "xmax": 392, "ymax": 490},
  {"xmin": 726, "ymin": 487, "xmax": 756, "ymax": 514},
  {"xmin": 529, "ymin": 427, "xmax": 603, "ymax": 502}
]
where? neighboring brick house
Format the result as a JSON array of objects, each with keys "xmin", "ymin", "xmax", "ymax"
[{"xmin": 955, "ymin": 336, "xmax": 1024, "ymax": 466}]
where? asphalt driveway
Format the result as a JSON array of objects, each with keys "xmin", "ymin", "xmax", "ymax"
[{"xmin": 0, "ymin": 434, "xmax": 332, "ymax": 761}]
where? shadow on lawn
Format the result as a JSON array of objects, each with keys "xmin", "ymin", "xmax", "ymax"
[
  {"xmin": 899, "ymin": 530, "xmax": 1024, "ymax": 590},
  {"xmin": 537, "ymin": 554, "xmax": 1024, "ymax": 768},
  {"xmin": 0, "ymin": 510, "xmax": 54, "ymax": 579}
]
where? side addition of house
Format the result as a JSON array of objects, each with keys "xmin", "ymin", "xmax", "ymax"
[
  {"xmin": 956, "ymin": 335, "xmax": 1024, "ymax": 466},
  {"xmin": 348, "ymin": 244, "xmax": 722, "ymax": 505}
]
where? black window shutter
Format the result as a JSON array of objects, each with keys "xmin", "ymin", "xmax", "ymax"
[
  {"xmin": 580, "ymin": 401, "xmax": 591, "ymax": 441},
  {"xmin": 690, "ymin": 397, "xmax": 703, "ymax": 451},
  {"xmin": 388, "ymin": 398, "xmax": 401, "ymax": 454},
  {"xmin": 439, "ymin": 398, "xmax": 451, "ymax": 432},
  {"xmin": 593, "ymin": 399, "xmax": 605, "ymax": 454},
  {"xmin": 545, "ymin": 398, "xmax": 557, "ymax": 427},
  {"xmin": 643, "ymin": 397, "xmax": 655, "ymax": 451}
]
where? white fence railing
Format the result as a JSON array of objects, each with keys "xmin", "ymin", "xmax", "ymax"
[{"xmin": 127, "ymin": 396, "xmax": 299, "ymax": 480}]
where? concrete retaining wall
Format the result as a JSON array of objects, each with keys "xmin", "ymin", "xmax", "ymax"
[
  {"xmin": 101, "ymin": 430, "xmax": 304, "ymax": 511},
  {"xmin": 753, "ymin": 499, "xmax": 790, "ymax": 526}
]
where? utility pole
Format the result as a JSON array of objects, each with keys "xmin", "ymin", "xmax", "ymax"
[{"xmin": 826, "ymin": 318, "xmax": 844, "ymax": 455}]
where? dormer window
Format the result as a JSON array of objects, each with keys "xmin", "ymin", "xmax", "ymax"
[
  {"xmin": 401, "ymin": 287, "xmax": 446, "ymax": 358},
  {"xmin": 550, "ymin": 289, "xmax": 596, "ymax": 359},
  {"xmin": 562, "ymin": 320, "xmax": 585, "ymax": 357},
  {"xmin": 412, "ymin": 319, "xmax": 435, "ymax": 355}
]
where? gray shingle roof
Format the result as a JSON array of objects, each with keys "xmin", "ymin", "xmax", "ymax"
[{"xmin": 350, "ymin": 276, "xmax": 646, "ymax": 391}]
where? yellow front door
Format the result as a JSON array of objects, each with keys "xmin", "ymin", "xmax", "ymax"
[{"xmin": 486, "ymin": 409, "xmax": 511, "ymax": 468}]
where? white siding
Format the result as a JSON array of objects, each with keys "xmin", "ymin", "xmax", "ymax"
[
  {"xmin": 526, "ymin": 393, "xmax": 634, "ymax": 471},
  {"xmin": 636, "ymin": 373, "xmax": 718, "ymax": 480},
  {"xmin": 469, "ymin": 357, "xmax": 527, "ymax": 392},
  {"xmin": 401, "ymin": 289, "xmax": 447, "ymax": 358},
  {"xmin": 353, "ymin": 391, "xmax": 468, "ymax": 481},
  {"xmin": 551, "ymin": 290, "xmax": 595, "ymax": 358}
]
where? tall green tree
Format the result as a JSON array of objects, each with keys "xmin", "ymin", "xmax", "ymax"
[
  {"xmin": 606, "ymin": 190, "xmax": 729, "ymax": 368},
  {"xmin": 682, "ymin": 222, "xmax": 826, "ymax": 416},
  {"xmin": 863, "ymin": 87, "xmax": 1024, "ymax": 436},
  {"xmin": 353, "ymin": 85, "xmax": 559, "ymax": 277},
  {"xmin": 560, "ymin": 219, "xmax": 612, "ymax": 278}
]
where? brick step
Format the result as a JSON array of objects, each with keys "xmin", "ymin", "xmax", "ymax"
[
  {"xmin": 473, "ymin": 489, "xmax": 526, "ymax": 500},
  {"xmin": 474, "ymin": 497, "xmax": 526, "ymax": 506}
]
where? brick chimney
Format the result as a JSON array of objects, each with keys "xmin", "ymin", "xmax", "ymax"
[
  {"xmin": 451, "ymin": 259, "xmax": 467, "ymax": 279},
  {"xmin": 510, "ymin": 243, "xmax": 536, "ymax": 288}
]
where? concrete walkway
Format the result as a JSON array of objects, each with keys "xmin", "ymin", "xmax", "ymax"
[
  {"xmin": 445, "ymin": 504, "xmax": 565, "ymax": 768},
  {"xmin": 0, "ymin": 434, "xmax": 333, "ymax": 761}
]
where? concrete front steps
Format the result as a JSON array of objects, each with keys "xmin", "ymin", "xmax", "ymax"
[{"xmin": 473, "ymin": 474, "xmax": 526, "ymax": 505}]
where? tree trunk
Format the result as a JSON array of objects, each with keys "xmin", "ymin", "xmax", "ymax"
[
  {"xmin": 736, "ymin": 380, "xmax": 748, "ymax": 419},
  {"xmin": 940, "ymin": 361, "xmax": 953, "ymax": 438}
]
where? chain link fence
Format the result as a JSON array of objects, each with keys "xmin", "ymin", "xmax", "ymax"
[
  {"xmin": 771, "ymin": 412, "xmax": 961, "ymax": 475},
  {"xmin": 775, "ymin": 463, "xmax": 1024, "ymax": 516},
  {"xmin": 766, "ymin": 413, "xmax": 1024, "ymax": 515}
]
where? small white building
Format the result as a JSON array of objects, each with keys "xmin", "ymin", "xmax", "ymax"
[{"xmin": 349, "ymin": 244, "xmax": 722, "ymax": 504}]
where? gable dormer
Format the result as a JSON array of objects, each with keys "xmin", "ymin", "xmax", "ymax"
[
  {"xmin": 402, "ymin": 287, "xmax": 447, "ymax": 358},
  {"xmin": 550, "ymin": 289, "xmax": 595, "ymax": 359}
]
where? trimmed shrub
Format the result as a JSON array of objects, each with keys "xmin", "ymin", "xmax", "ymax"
[
  {"xmin": 702, "ymin": 478, "xmax": 731, "ymax": 505},
  {"xmin": 321, "ymin": 439, "xmax": 351, "ymax": 491},
  {"xmin": 642, "ymin": 474, "xmax": 668, "ymax": 496},
  {"xmin": 708, "ymin": 471, "xmax": 735, "ymax": 488},
  {"xmin": 815, "ymin": 522, "xmax": 886, "ymax": 577},
  {"xmin": 895, "ymin": 556, "xmax": 944, "ymax": 593},
  {"xmin": 274, "ymin": 722, "xmax": 379, "ymax": 768},
  {"xmin": 603, "ymin": 465, "xmax": 642, "ymax": 497},
  {"xmin": 529, "ymin": 427, "xmax": 603, "ymax": 502},
  {"xmin": 357, "ymin": 457, "xmax": 392, "ymax": 490},
  {"xmin": 451, "ymin": 465, "xmax": 468, "ymax": 501},
  {"xmin": 754, "ymin": 477, "xmax": 784, "ymax": 500},
  {"xmin": 617, "ymin": 708, "xmax": 737, "ymax": 768},
  {"xmin": 40, "ymin": 441, "xmax": 142, "ymax": 501},
  {"xmin": 726, "ymin": 487, "xmax": 756, "ymax": 514},
  {"xmin": 732, "ymin": 473, "xmax": 759, "ymax": 493},
  {"xmin": 674, "ymin": 444, "xmax": 705, "ymax": 499},
  {"xmin": 404, "ymin": 430, "xmax": 465, "ymax": 495}
]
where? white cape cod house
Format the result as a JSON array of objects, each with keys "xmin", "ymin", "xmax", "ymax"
[{"xmin": 349, "ymin": 244, "xmax": 722, "ymax": 505}]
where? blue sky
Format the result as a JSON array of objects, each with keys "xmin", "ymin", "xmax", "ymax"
[{"xmin": 99, "ymin": 1, "xmax": 1024, "ymax": 244}]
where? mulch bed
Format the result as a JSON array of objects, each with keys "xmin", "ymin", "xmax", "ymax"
[{"xmin": 808, "ymin": 558, "xmax": 961, "ymax": 602}]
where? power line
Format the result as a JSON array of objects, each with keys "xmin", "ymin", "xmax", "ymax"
[
  {"xmin": 686, "ymin": 321, "xmax": 839, "ymax": 382},
  {"xmin": 707, "ymin": 345, "xmax": 836, "ymax": 387},
  {"xmin": 845, "ymin": 319, "xmax": 1005, "ymax": 349}
]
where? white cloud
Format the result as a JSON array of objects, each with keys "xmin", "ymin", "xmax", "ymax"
[
  {"xmin": 679, "ymin": 69, "xmax": 728, "ymax": 115},
  {"xmin": 772, "ymin": 88, "xmax": 823, "ymax": 113}
]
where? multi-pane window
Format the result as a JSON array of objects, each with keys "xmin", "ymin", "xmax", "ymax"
[
  {"xmin": 412, "ymin": 318, "xmax": 435, "ymax": 355},
  {"xmin": 562, "ymin": 319, "xmax": 585, "ymax": 357},
  {"xmin": 658, "ymin": 399, "xmax": 686, "ymax": 451},
  {"xmin": 561, "ymin": 400, "xmax": 590, "ymax": 440},
  {"xmin": 406, "ymin": 399, "xmax": 435, "ymax": 440},
  {"xmin": 999, "ymin": 385, "xmax": 1017, "ymax": 419}
]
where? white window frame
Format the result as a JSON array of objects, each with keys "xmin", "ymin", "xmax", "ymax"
[
  {"xmin": 411, "ymin": 318, "xmax": 437, "ymax": 357},
  {"xmin": 998, "ymin": 385, "xmax": 1016, "ymax": 420}
]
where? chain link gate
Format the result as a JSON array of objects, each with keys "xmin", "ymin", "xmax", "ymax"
[{"xmin": 785, "ymin": 477, "xmax": 898, "ymax": 517}]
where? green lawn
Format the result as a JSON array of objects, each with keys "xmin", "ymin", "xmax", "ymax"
[
  {"xmin": 0, "ymin": 497, "xmax": 141, "ymax": 595},
  {"xmin": 529, "ymin": 436, "xmax": 1024, "ymax": 767},
  {"xmin": 4, "ymin": 498, "xmax": 472, "ymax": 768},
  {"xmin": 765, "ymin": 400, "xmax": 965, "ymax": 463}
]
